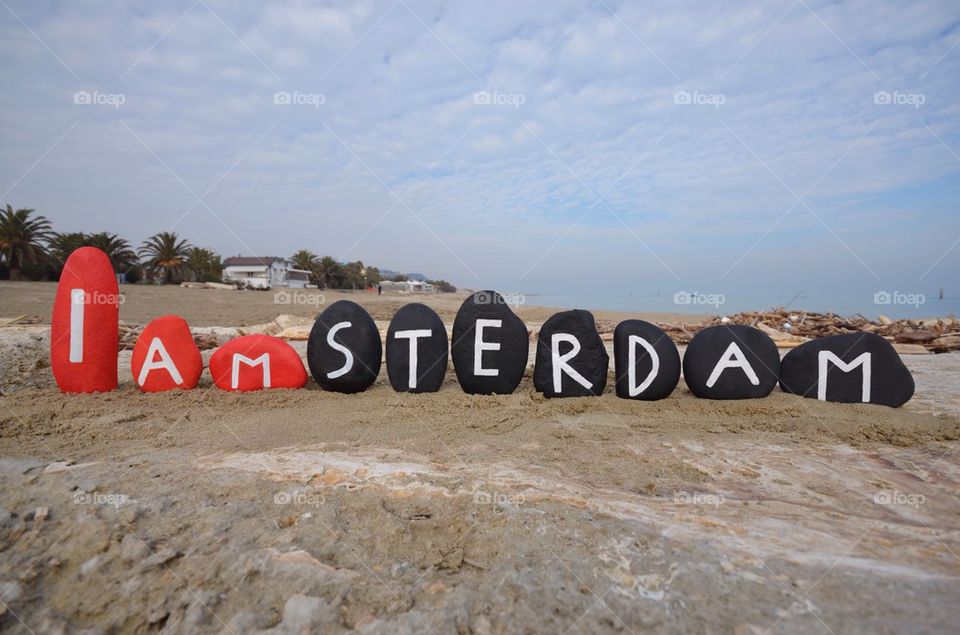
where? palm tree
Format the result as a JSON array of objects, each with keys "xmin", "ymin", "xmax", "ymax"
[
  {"xmin": 185, "ymin": 246, "xmax": 222, "ymax": 282},
  {"xmin": 291, "ymin": 249, "xmax": 319, "ymax": 284},
  {"xmin": 86, "ymin": 232, "xmax": 138, "ymax": 273},
  {"xmin": 139, "ymin": 231, "xmax": 191, "ymax": 283},
  {"xmin": 315, "ymin": 255, "xmax": 342, "ymax": 289},
  {"xmin": 0, "ymin": 205, "xmax": 52, "ymax": 280},
  {"xmin": 47, "ymin": 232, "xmax": 89, "ymax": 276}
]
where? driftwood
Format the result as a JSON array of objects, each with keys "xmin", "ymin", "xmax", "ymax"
[{"xmin": 656, "ymin": 308, "xmax": 960, "ymax": 354}]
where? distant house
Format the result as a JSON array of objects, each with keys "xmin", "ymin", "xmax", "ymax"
[
  {"xmin": 379, "ymin": 279, "xmax": 435, "ymax": 294},
  {"xmin": 222, "ymin": 257, "xmax": 312, "ymax": 289}
]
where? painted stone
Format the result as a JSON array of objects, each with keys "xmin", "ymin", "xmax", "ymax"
[
  {"xmin": 682, "ymin": 324, "xmax": 779, "ymax": 399},
  {"xmin": 50, "ymin": 246, "xmax": 119, "ymax": 393},
  {"xmin": 613, "ymin": 320, "xmax": 680, "ymax": 400},
  {"xmin": 451, "ymin": 290, "xmax": 529, "ymax": 395},
  {"xmin": 386, "ymin": 303, "xmax": 448, "ymax": 393},
  {"xmin": 779, "ymin": 332, "xmax": 914, "ymax": 407},
  {"xmin": 534, "ymin": 309, "xmax": 608, "ymax": 398},
  {"xmin": 307, "ymin": 300, "xmax": 381, "ymax": 393},
  {"xmin": 130, "ymin": 315, "xmax": 202, "ymax": 392},
  {"xmin": 209, "ymin": 335, "xmax": 307, "ymax": 391}
]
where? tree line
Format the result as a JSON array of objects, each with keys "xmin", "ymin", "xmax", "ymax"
[{"xmin": 0, "ymin": 205, "xmax": 456, "ymax": 292}]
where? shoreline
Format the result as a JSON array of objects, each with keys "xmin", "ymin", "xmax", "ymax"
[{"xmin": 1, "ymin": 280, "xmax": 955, "ymax": 327}]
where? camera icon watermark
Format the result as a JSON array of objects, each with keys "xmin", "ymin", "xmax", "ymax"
[
  {"xmin": 473, "ymin": 489, "xmax": 525, "ymax": 506},
  {"xmin": 673, "ymin": 90, "xmax": 725, "ymax": 108},
  {"xmin": 73, "ymin": 491, "xmax": 130, "ymax": 509},
  {"xmin": 673, "ymin": 491, "xmax": 725, "ymax": 507},
  {"xmin": 475, "ymin": 291, "xmax": 525, "ymax": 307},
  {"xmin": 873, "ymin": 490, "xmax": 925, "ymax": 508},
  {"xmin": 873, "ymin": 90, "xmax": 925, "ymax": 109},
  {"xmin": 673, "ymin": 291, "xmax": 725, "ymax": 308},
  {"xmin": 273, "ymin": 490, "xmax": 326, "ymax": 506},
  {"xmin": 73, "ymin": 90, "xmax": 126, "ymax": 109},
  {"xmin": 873, "ymin": 290, "xmax": 924, "ymax": 308},
  {"xmin": 473, "ymin": 90, "xmax": 526, "ymax": 108},
  {"xmin": 273, "ymin": 91, "xmax": 326, "ymax": 108},
  {"xmin": 274, "ymin": 290, "xmax": 325, "ymax": 307}
]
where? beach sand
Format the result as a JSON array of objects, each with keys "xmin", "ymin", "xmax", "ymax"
[{"xmin": 1, "ymin": 282, "xmax": 958, "ymax": 633}]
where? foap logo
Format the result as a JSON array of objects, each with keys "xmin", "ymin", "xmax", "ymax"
[
  {"xmin": 476, "ymin": 291, "xmax": 526, "ymax": 307},
  {"xmin": 274, "ymin": 290, "xmax": 325, "ymax": 307},
  {"xmin": 73, "ymin": 491, "xmax": 130, "ymax": 509},
  {"xmin": 673, "ymin": 90, "xmax": 725, "ymax": 108},
  {"xmin": 77, "ymin": 290, "xmax": 125, "ymax": 307},
  {"xmin": 73, "ymin": 90, "xmax": 126, "ymax": 109},
  {"xmin": 273, "ymin": 91, "xmax": 326, "ymax": 108},
  {"xmin": 473, "ymin": 90, "xmax": 526, "ymax": 108},
  {"xmin": 473, "ymin": 489, "xmax": 525, "ymax": 506},
  {"xmin": 873, "ymin": 90, "xmax": 925, "ymax": 109},
  {"xmin": 273, "ymin": 490, "xmax": 326, "ymax": 507},
  {"xmin": 873, "ymin": 291, "xmax": 925, "ymax": 308},
  {"xmin": 873, "ymin": 490, "xmax": 925, "ymax": 508},
  {"xmin": 674, "ymin": 291, "xmax": 725, "ymax": 308},
  {"xmin": 673, "ymin": 491, "xmax": 725, "ymax": 507}
]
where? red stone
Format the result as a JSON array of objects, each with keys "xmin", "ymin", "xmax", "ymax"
[
  {"xmin": 50, "ymin": 247, "xmax": 119, "ymax": 393},
  {"xmin": 130, "ymin": 315, "xmax": 202, "ymax": 392},
  {"xmin": 209, "ymin": 335, "xmax": 307, "ymax": 391}
]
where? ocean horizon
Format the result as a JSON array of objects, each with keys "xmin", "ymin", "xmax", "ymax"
[{"xmin": 507, "ymin": 291, "xmax": 958, "ymax": 321}]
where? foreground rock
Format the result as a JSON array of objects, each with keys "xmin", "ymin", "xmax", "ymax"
[
  {"xmin": 613, "ymin": 320, "xmax": 680, "ymax": 400},
  {"xmin": 307, "ymin": 301, "xmax": 381, "ymax": 393},
  {"xmin": 534, "ymin": 310, "xmax": 608, "ymax": 397},
  {"xmin": 50, "ymin": 246, "xmax": 119, "ymax": 393},
  {"xmin": 451, "ymin": 291, "xmax": 528, "ymax": 395},
  {"xmin": 209, "ymin": 335, "xmax": 307, "ymax": 391},
  {"xmin": 130, "ymin": 315, "xmax": 202, "ymax": 392},
  {"xmin": 683, "ymin": 325, "xmax": 780, "ymax": 399},
  {"xmin": 780, "ymin": 332, "xmax": 915, "ymax": 407},
  {"xmin": 386, "ymin": 303, "xmax": 448, "ymax": 393}
]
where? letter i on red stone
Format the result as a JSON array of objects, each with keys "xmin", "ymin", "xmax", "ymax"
[{"xmin": 50, "ymin": 247, "xmax": 120, "ymax": 392}]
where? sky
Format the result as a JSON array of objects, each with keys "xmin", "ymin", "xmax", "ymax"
[{"xmin": 1, "ymin": 0, "xmax": 958, "ymax": 316}]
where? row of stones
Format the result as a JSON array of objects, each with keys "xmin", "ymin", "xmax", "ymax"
[{"xmin": 51, "ymin": 248, "xmax": 914, "ymax": 406}]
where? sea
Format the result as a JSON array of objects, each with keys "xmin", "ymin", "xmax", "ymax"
[{"xmin": 509, "ymin": 290, "xmax": 959, "ymax": 321}]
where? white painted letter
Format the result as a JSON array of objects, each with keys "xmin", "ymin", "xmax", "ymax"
[
  {"xmin": 69, "ymin": 289, "xmax": 85, "ymax": 362},
  {"xmin": 628, "ymin": 335, "xmax": 660, "ymax": 397},
  {"xmin": 706, "ymin": 342, "xmax": 759, "ymax": 388},
  {"xmin": 474, "ymin": 319, "xmax": 502, "ymax": 377},
  {"xmin": 232, "ymin": 353, "xmax": 271, "ymax": 389},
  {"xmin": 137, "ymin": 337, "xmax": 184, "ymax": 386},
  {"xmin": 818, "ymin": 351, "xmax": 871, "ymax": 402},
  {"xmin": 327, "ymin": 321, "xmax": 354, "ymax": 379},
  {"xmin": 394, "ymin": 329, "xmax": 432, "ymax": 389},
  {"xmin": 551, "ymin": 333, "xmax": 593, "ymax": 393}
]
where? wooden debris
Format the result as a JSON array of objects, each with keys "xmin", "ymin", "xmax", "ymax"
[{"xmin": 656, "ymin": 307, "xmax": 960, "ymax": 354}]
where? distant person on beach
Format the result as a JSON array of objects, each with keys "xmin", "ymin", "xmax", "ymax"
[{"xmin": 378, "ymin": 284, "xmax": 382, "ymax": 296}]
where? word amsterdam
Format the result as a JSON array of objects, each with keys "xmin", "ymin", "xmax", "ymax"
[{"xmin": 51, "ymin": 247, "xmax": 915, "ymax": 407}]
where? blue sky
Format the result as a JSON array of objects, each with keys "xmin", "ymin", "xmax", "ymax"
[{"xmin": 1, "ymin": 0, "xmax": 958, "ymax": 314}]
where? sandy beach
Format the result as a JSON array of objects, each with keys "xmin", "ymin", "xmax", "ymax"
[{"xmin": 1, "ymin": 282, "xmax": 959, "ymax": 633}]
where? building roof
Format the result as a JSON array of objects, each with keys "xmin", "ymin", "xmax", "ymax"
[{"xmin": 223, "ymin": 256, "xmax": 286, "ymax": 267}]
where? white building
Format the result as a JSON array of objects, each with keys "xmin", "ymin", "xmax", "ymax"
[
  {"xmin": 222, "ymin": 257, "xmax": 312, "ymax": 289},
  {"xmin": 379, "ymin": 279, "xmax": 435, "ymax": 294}
]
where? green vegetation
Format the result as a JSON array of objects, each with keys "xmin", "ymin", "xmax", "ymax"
[{"xmin": 0, "ymin": 203, "xmax": 456, "ymax": 291}]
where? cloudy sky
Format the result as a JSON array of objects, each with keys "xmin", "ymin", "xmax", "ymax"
[{"xmin": 1, "ymin": 0, "xmax": 958, "ymax": 313}]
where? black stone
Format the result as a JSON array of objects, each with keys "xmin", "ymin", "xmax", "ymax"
[
  {"xmin": 613, "ymin": 320, "xmax": 680, "ymax": 400},
  {"xmin": 307, "ymin": 300, "xmax": 381, "ymax": 393},
  {"xmin": 533, "ymin": 309, "xmax": 608, "ymax": 398},
  {"xmin": 451, "ymin": 290, "xmax": 529, "ymax": 395},
  {"xmin": 386, "ymin": 303, "xmax": 448, "ymax": 393},
  {"xmin": 682, "ymin": 324, "xmax": 779, "ymax": 399},
  {"xmin": 779, "ymin": 332, "xmax": 914, "ymax": 407}
]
